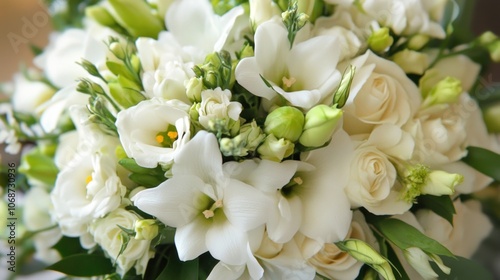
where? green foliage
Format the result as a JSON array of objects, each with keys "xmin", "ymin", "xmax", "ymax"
[
  {"xmin": 416, "ymin": 195, "xmax": 456, "ymax": 225},
  {"xmin": 47, "ymin": 254, "xmax": 114, "ymax": 277},
  {"xmin": 433, "ymin": 256, "xmax": 493, "ymax": 280},
  {"xmin": 118, "ymin": 158, "xmax": 167, "ymax": 187},
  {"xmin": 462, "ymin": 146, "xmax": 500, "ymax": 181},
  {"xmin": 44, "ymin": 0, "xmax": 100, "ymax": 30}
]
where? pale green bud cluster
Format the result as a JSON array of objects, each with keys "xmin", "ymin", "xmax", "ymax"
[
  {"xmin": 421, "ymin": 76, "xmax": 462, "ymax": 108},
  {"xmin": 476, "ymin": 31, "xmax": 500, "ymax": 62},
  {"xmin": 281, "ymin": 1, "xmax": 309, "ymax": 46},
  {"xmin": 336, "ymin": 239, "xmax": 395, "ymax": 280},
  {"xmin": 134, "ymin": 219, "xmax": 159, "ymax": 240},
  {"xmin": 368, "ymin": 27, "xmax": 394, "ymax": 53},
  {"xmin": 193, "ymin": 51, "xmax": 234, "ymax": 90}
]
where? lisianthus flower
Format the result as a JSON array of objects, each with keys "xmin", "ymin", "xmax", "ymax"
[
  {"xmin": 115, "ymin": 97, "xmax": 191, "ymax": 168},
  {"xmin": 235, "ymin": 20, "xmax": 342, "ymax": 110},
  {"xmin": 133, "ymin": 131, "xmax": 271, "ymax": 267}
]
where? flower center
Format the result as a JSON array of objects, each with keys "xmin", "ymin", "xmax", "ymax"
[
  {"xmin": 85, "ymin": 175, "xmax": 92, "ymax": 184},
  {"xmin": 282, "ymin": 76, "xmax": 297, "ymax": 90},
  {"xmin": 155, "ymin": 124, "xmax": 178, "ymax": 147},
  {"xmin": 202, "ymin": 199, "xmax": 223, "ymax": 219},
  {"xmin": 281, "ymin": 176, "xmax": 303, "ymax": 197}
]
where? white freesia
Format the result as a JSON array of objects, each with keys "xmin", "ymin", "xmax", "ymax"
[
  {"xmin": 24, "ymin": 187, "xmax": 62, "ymax": 264},
  {"xmin": 313, "ymin": 20, "xmax": 362, "ymax": 62},
  {"xmin": 309, "ymin": 211, "xmax": 378, "ymax": 280},
  {"xmin": 360, "ymin": 0, "xmax": 446, "ymax": 38},
  {"xmin": 343, "ymin": 51, "xmax": 422, "ymax": 135},
  {"xmin": 198, "ymin": 88, "xmax": 243, "ymax": 131},
  {"xmin": 345, "ymin": 141, "xmax": 412, "ymax": 215},
  {"xmin": 133, "ymin": 131, "xmax": 271, "ymax": 269},
  {"xmin": 115, "ymin": 98, "xmax": 191, "ymax": 168},
  {"xmin": 249, "ymin": 0, "xmax": 281, "ymax": 28},
  {"xmin": 235, "ymin": 20, "xmax": 342, "ymax": 110},
  {"xmin": 11, "ymin": 73, "xmax": 56, "ymax": 116},
  {"xmin": 90, "ymin": 208, "xmax": 155, "ymax": 276},
  {"xmin": 416, "ymin": 199, "xmax": 493, "ymax": 258}
]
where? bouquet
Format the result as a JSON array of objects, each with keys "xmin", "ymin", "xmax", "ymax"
[{"xmin": 2, "ymin": 0, "xmax": 500, "ymax": 279}]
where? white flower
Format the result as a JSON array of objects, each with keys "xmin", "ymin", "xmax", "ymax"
[
  {"xmin": 235, "ymin": 20, "xmax": 342, "ymax": 110},
  {"xmin": 416, "ymin": 199, "xmax": 493, "ymax": 258},
  {"xmin": 198, "ymin": 88, "xmax": 243, "ymax": 130},
  {"xmin": 360, "ymin": 0, "xmax": 446, "ymax": 38},
  {"xmin": 249, "ymin": 0, "xmax": 281, "ymax": 28},
  {"xmin": 11, "ymin": 73, "xmax": 56, "ymax": 116},
  {"xmin": 343, "ymin": 51, "xmax": 422, "ymax": 134},
  {"xmin": 309, "ymin": 211, "xmax": 378, "ymax": 280},
  {"xmin": 90, "ymin": 208, "xmax": 155, "ymax": 276},
  {"xmin": 165, "ymin": 0, "xmax": 245, "ymax": 62},
  {"xmin": 313, "ymin": 20, "xmax": 362, "ymax": 62},
  {"xmin": 345, "ymin": 141, "xmax": 412, "ymax": 215},
  {"xmin": 24, "ymin": 187, "xmax": 62, "ymax": 264},
  {"xmin": 133, "ymin": 131, "xmax": 271, "ymax": 267},
  {"xmin": 115, "ymin": 98, "xmax": 191, "ymax": 168}
]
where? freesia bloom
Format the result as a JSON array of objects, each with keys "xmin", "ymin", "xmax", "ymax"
[{"xmin": 235, "ymin": 20, "xmax": 342, "ymax": 110}]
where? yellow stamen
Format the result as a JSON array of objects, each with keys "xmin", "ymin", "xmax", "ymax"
[
  {"xmin": 155, "ymin": 135, "xmax": 164, "ymax": 144},
  {"xmin": 167, "ymin": 131, "xmax": 178, "ymax": 140},
  {"xmin": 203, "ymin": 199, "xmax": 223, "ymax": 219},
  {"xmin": 85, "ymin": 175, "xmax": 92, "ymax": 184},
  {"xmin": 293, "ymin": 177, "xmax": 303, "ymax": 185},
  {"xmin": 282, "ymin": 76, "xmax": 297, "ymax": 88}
]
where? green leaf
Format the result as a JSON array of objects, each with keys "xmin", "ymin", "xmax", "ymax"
[
  {"xmin": 47, "ymin": 254, "xmax": 114, "ymax": 277},
  {"xmin": 385, "ymin": 242, "xmax": 410, "ymax": 280},
  {"xmin": 18, "ymin": 149, "xmax": 59, "ymax": 186},
  {"xmin": 373, "ymin": 218, "xmax": 454, "ymax": 257},
  {"xmin": 417, "ymin": 195, "xmax": 456, "ymax": 225},
  {"xmin": 129, "ymin": 173, "xmax": 165, "ymax": 188},
  {"xmin": 156, "ymin": 249, "xmax": 199, "ymax": 280},
  {"xmin": 106, "ymin": 61, "xmax": 137, "ymax": 82},
  {"xmin": 433, "ymin": 256, "xmax": 493, "ymax": 280},
  {"xmin": 52, "ymin": 236, "xmax": 86, "ymax": 258},
  {"xmin": 462, "ymin": 146, "xmax": 500, "ymax": 181}
]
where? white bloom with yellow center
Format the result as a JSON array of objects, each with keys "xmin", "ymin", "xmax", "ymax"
[
  {"xmin": 235, "ymin": 20, "xmax": 342, "ymax": 110},
  {"xmin": 116, "ymin": 97, "xmax": 191, "ymax": 168}
]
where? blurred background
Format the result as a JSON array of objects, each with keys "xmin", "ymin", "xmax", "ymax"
[{"xmin": 1, "ymin": 0, "xmax": 500, "ymax": 279}]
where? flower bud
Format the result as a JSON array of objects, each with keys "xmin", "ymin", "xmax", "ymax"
[
  {"xmin": 483, "ymin": 103, "xmax": 500, "ymax": 132},
  {"xmin": 238, "ymin": 43, "xmax": 254, "ymax": 59},
  {"xmin": 134, "ymin": 219, "xmax": 159, "ymax": 240},
  {"xmin": 107, "ymin": 0, "xmax": 164, "ymax": 38},
  {"xmin": 257, "ymin": 134, "xmax": 295, "ymax": 162},
  {"xmin": 368, "ymin": 27, "xmax": 394, "ymax": 53},
  {"xmin": 403, "ymin": 247, "xmax": 450, "ymax": 279},
  {"xmin": 421, "ymin": 76, "xmax": 462, "ymax": 107},
  {"xmin": 421, "ymin": 170, "xmax": 462, "ymax": 196},
  {"xmin": 299, "ymin": 104, "xmax": 342, "ymax": 148},
  {"xmin": 487, "ymin": 40, "xmax": 500, "ymax": 62},
  {"xmin": 391, "ymin": 49, "xmax": 429, "ymax": 75},
  {"xmin": 109, "ymin": 42, "xmax": 125, "ymax": 60},
  {"xmin": 408, "ymin": 34, "xmax": 430, "ymax": 50},
  {"xmin": 85, "ymin": 5, "xmax": 118, "ymax": 27},
  {"xmin": 333, "ymin": 65, "xmax": 355, "ymax": 108},
  {"xmin": 264, "ymin": 106, "xmax": 305, "ymax": 142},
  {"xmin": 239, "ymin": 120, "xmax": 266, "ymax": 150},
  {"xmin": 336, "ymin": 239, "xmax": 386, "ymax": 265},
  {"xmin": 185, "ymin": 77, "xmax": 203, "ymax": 102},
  {"xmin": 478, "ymin": 31, "xmax": 498, "ymax": 45}
]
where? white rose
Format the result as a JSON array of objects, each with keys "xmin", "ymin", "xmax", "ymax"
[
  {"xmin": 116, "ymin": 97, "xmax": 191, "ymax": 168},
  {"xmin": 345, "ymin": 141, "xmax": 412, "ymax": 215},
  {"xmin": 343, "ymin": 51, "xmax": 422, "ymax": 135},
  {"xmin": 309, "ymin": 211, "xmax": 378, "ymax": 280},
  {"xmin": 24, "ymin": 187, "xmax": 62, "ymax": 264},
  {"xmin": 90, "ymin": 208, "xmax": 154, "ymax": 276},
  {"xmin": 313, "ymin": 23, "xmax": 362, "ymax": 62},
  {"xmin": 11, "ymin": 73, "xmax": 56, "ymax": 115},
  {"xmin": 416, "ymin": 199, "xmax": 493, "ymax": 258},
  {"xmin": 198, "ymin": 87, "xmax": 242, "ymax": 130}
]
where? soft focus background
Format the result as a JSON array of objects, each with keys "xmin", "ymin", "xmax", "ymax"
[{"xmin": 1, "ymin": 0, "xmax": 500, "ymax": 278}]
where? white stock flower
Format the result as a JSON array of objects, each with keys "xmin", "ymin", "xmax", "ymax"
[
  {"xmin": 416, "ymin": 199, "xmax": 493, "ymax": 258},
  {"xmin": 90, "ymin": 208, "xmax": 154, "ymax": 276},
  {"xmin": 11, "ymin": 73, "xmax": 56, "ymax": 116},
  {"xmin": 360, "ymin": 0, "xmax": 446, "ymax": 38},
  {"xmin": 133, "ymin": 131, "xmax": 271, "ymax": 268},
  {"xmin": 198, "ymin": 88, "xmax": 242, "ymax": 130},
  {"xmin": 309, "ymin": 211, "xmax": 378, "ymax": 280},
  {"xmin": 345, "ymin": 141, "xmax": 412, "ymax": 215},
  {"xmin": 343, "ymin": 51, "xmax": 421, "ymax": 135},
  {"xmin": 116, "ymin": 98, "xmax": 191, "ymax": 168},
  {"xmin": 235, "ymin": 20, "xmax": 342, "ymax": 110}
]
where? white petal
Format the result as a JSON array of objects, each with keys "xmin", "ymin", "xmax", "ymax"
[
  {"xmin": 267, "ymin": 195, "xmax": 302, "ymax": 243},
  {"xmin": 175, "ymin": 215, "xmax": 210, "ymax": 261},
  {"xmin": 206, "ymin": 216, "xmax": 249, "ymax": 265},
  {"xmin": 207, "ymin": 262, "xmax": 245, "ymax": 280},
  {"xmin": 235, "ymin": 58, "xmax": 277, "ymax": 100},
  {"xmin": 254, "ymin": 21, "xmax": 288, "ymax": 83}
]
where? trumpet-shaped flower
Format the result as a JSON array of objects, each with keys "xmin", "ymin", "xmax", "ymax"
[{"xmin": 235, "ymin": 20, "xmax": 342, "ymax": 110}]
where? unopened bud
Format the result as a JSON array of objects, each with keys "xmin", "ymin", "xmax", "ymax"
[
  {"xmin": 299, "ymin": 104, "xmax": 342, "ymax": 148},
  {"xmin": 421, "ymin": 76, "xmax": 462, "ymax": 107},
  {"xmin": 392, "ymin": 49, "xmax": 429, "ymax": 75},
  {"xmin": 478, "ymin": 31, "xmax": 498, "ymax": 45},
  {"xmin": 368, "ymin": 27, "xmax": 394, "ymax": 53},
  {"xmin": 85, "ymin": 5, "xmax": 118, "ymax": 27},
  {"xmin": 487, "ymin": 40, "xmax": 500, "ymax": 62},
  {"xmin": 109, "ymin": 42, "xmax": 125, "ymax": 60},
  {"xmin": 185, "ymin": 77, "xmax": 203, "ymax": 102},
  {"xmin": 421, "ymin": 170, "xmax": 462, "ymax": 196},
  {"xmin": 483, "ymin": 103, "xmax": 500, "ymax": 132},
  {"xmin": 264, "ymin": 106, "xmax": 304, "ymax": 142},
  {"xmin": 408, "ymin": 34, "xmax": 430, "ymax": 50},
  {"xmin": 257, "ymin": 134, "xmax": 295, "ymax": 162},
  {"xmin": 134, "ymin": 219, "xmax": 159, "ymax": 240}
]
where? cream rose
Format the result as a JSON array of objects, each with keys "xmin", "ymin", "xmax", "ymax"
[
  {"xmin": 343, "ymin": 51, "xmax": 421, "ymax": 135},
  {"xmin": 345, "ymin": 141, "xmax": 412, "ymax": 215},
  {"xmin": 416, "ymin": 199, "xmax": 493, "ymax": 258},
  {"xmin": 90, "ymin": 208, "xmax": 155, "ymax": 276},
  {"xmin": 309, "ymin": 211, "xmax": 378, "ymax": 280}
]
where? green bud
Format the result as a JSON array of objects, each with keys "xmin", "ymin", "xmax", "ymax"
[
  {"xmin": 487, "ymin": 40, "xmax": 500, "ymax": 62},
  {"xmin": 220, "ymin": 136, "xmax": 248, "ymax": 157},
  {"xmin": 107, "ymin": 0, "xmax": 164, "ymax": 38},
  {"xmin": 421, "ymin": 76, "xmax": 462, "ymax": 107},
  {"xmin": 421, "ymin": 170, "xmax": 462, "ymax": 196},
  {"xmin": 239, "ymin": 120, "xmax": 266, "ymax": 151},
  {"xmin": 368, "ymin": 27, "xmax": 394, "ymax": 53},
  {"xmin": 18, "ymin": 148, "xmax": 59, "ymax": 186},
  {"xmin": 78, "ymin": 59, "xmax": 102, "ymax": 78},
  {"xmin": 336, "ymin": 239, "xmax": 386, "ymax": 265},
  {"xmin": 85, "ymin": 5, "xmax": 118, "ymax": 27},
  {"xmin": 333, "ymin": 65, "xmax": 355, "ymax": 108},
  {"xmin": 299, "ymin": 104, "xmax": 342, "ymax": 148},
  {"xmin": 371, "ymin": 261, "xmax": 396, "ymax": 280},
  {"xmin": 189, "ymin": 103, "xmax": 201, "ymax": 121},
  {"xmin": 391, "ymin": 49, "xmax": 429, "ymax": 75},
  {"xmin": 109, "ymin": 42, "xmax": 126, "ymax": 60},
  {"xmin": 186, "ymin": 77, "xmax": 203, "ymax": 102},
  {"xmin": 264, "ymin": 106, "xmax": 305, "ymax": 142},
  {"xmin": 39, "ymin": 142, "xmax": 56, "ymax": 157},
  {"xmin": 109, "ymin": 81, "xmax": 145, "ymax": 109},
  {"xmin": 205, "ymin": 71, "xmax": 218, "ymax": 88},
  {"xmin": 478, "ymin": 31, "xmax": 498, "ymax": 45},
  {"xmin": 131, "ymin": 54, "xmax": 141, "ymax": 73},
  {"xmin": 483, "ymin": 103, "xmax": 500, "ymax": 132},
  {"xmin": 115, "ymin": 145, "xmax": 128, "ymax": 160},
  {"xmin": 407, "ymin": 34, "xmax": 430, "ymax": 50},
  {"xmin": 257, "ymin": 134, "xmax": 295, "ymax": 162},
  {"xmin": 238, "ymin": 43, "xmax": 254, "ymax": 59},
  {"xmin": 134, "ymin": 219, "xmax": 159, "ymax": 240}
]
